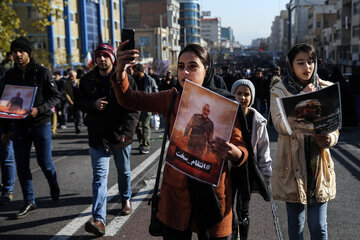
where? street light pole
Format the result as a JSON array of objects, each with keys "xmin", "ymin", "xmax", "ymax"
[
  {"xmin": 159, "ymin": 13, "xmax": 167, "ymax": 61},
  {"xmin": 287, "ymin": 0, "xmax": 294, "ymax": 51}
]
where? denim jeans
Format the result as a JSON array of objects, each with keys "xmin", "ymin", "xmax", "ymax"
[
  {"xmin": 12, "ymin": 122, "xmax": 58, "ymax": 204},
  {"xmin": 286, "ymin": 202, "xmax": 328, "ymax": 240},
  {"xmin": 0, "ymin": 128, "xmax": 15, "ymax": 193},
  {"xmin": 90, "ymin": 145, "xmax": 132, "ymax": 224}
]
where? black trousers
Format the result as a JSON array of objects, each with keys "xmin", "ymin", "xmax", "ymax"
[{"xmin": 162, "ymin": 223, "xmax": 229, "ymax": 240}]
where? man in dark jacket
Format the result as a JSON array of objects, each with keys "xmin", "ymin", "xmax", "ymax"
[
  {"xmin": 132, "ymin": 63, "xmax": 158, "ymax": 154},
  {"xmin": 77, "ymin": 43, "xmax": 139, "ymax": 237},
  {"xmin": 1, "ymin": 37, "xmax": 61, "ymax": 218}
]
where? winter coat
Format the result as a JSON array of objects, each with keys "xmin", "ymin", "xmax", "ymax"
[
  {"xmin": 0, "ymin": 58, "xmax": 60, "ymax": 130},
  {"xmin": 270, "ymin": 79, "xmax": 338, "ymax": 204},
  {"xmin": 76, "ymin": 67, "xmax": 139, "ymax": 151},
  {"xmin": 248, "ymin": 107, "xmax": 272, "ymax": 179},
  {"xmin": 111, "ymin": 74, "xmax": 249, "ymax": 238}
]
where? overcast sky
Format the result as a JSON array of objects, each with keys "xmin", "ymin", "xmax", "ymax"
[{"xmin": 200, "ymin": 0, "xmax": 289, "ymax": 45}]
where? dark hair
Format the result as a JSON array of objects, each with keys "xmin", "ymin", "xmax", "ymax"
[
  {"xmin": 178, "ymin": 44, "xmax": 210, "ymax": 70},
  {"xmin": 133, "ymin": 63, "xmax": 144, "ymax": 72},
  {"xmin": 287, "ymin": 43, "xmax": 317, "ymax": 66},
  {"xmin": 53, "ymin": 71, "xmax": 61, "ymax": 76}
]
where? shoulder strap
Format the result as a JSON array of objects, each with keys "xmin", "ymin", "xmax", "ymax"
[{"xmin": 152, "ymin": 91, "xmax": 179, "ymax": 197}]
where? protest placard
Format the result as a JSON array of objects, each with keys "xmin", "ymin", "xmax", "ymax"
[
  {"xmin": 276, "ymin": 82, "xmax": 341, "ymax": 135},
  {"xmin": 165, "ymin": 80, "xmax": 238, "ymax": 186},
  {"xmin": 0, "ymin": 85, "xmax": 37, "ymax": 119}
]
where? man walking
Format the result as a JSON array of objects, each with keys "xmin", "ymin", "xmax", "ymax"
[
  {"xmin": 63, "ymin": 69, "xmax": 82, "ymax": 134},
  {"xmin": 77, "ymin": 43, "xmax": 139, "ymax": 237},
  {"xmin": 132, "ymin": 63, "xmax": 158, "ymax": 154},
  {"xmin": 0, "ymin": 37, "xmax": 61, "ymax": 218}
]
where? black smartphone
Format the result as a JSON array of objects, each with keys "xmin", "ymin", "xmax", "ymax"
[{"xmin": 121, "ymin": 28, "xmax": 135, "ymax": 51}]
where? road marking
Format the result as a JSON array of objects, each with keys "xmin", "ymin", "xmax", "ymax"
[
  {"xmin": 50, "ymin": 146, "xmax": 162, "ymax": 240},
  {"xmin": 105, "ymin": 178, "xmax": 155, "ymax": 236}
]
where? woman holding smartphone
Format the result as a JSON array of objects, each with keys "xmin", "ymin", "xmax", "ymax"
[{"xmin": 112, "ymin": 42, "xmax": 248, "ymax": 240}]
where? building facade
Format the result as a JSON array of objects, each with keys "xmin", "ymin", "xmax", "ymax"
[
  {"xmin": 179, "ymin": 0, "xmax": 201, "ymax": 48},
  {"xmin": 123, "ymin": 0, "xmax": 180, "ymax": 73},
  {"xmin": 200, "ymin": 17, "xmax": 221, "ymax": 48},
  {"xmin": 14, "ymin": 0, "xmax": 124, "ymax": 70}
]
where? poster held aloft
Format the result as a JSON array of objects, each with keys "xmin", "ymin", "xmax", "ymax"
[
  {"xmin": 276, "ymin": 82, "xmax": 342, "ymax": 135},
  {"xmin": 165, "ymin": 80, "xmax": 239, "ymax": 186}
]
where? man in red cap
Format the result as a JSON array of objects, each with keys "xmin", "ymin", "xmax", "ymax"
[{"xmin": 77, "ymin": 43, "xmax": 139, "ymax": 236}]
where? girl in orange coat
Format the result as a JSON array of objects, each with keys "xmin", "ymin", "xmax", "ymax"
[{"xmin": 112, "ymin": 43, "xmax": 248, "ymax": 240}]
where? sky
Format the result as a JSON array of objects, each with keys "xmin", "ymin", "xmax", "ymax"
[{"xmin": 200, "ymin": 0, "xmax": 289, "ymax": 45}]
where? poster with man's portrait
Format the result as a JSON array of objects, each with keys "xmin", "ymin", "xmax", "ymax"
[
  {"xmin": 0, "ymin": 85, "xmax": 37, "ymax": 119},
  {"xmin": 166, "ymin": 80, "xmax": 238, "ymax": 186}
]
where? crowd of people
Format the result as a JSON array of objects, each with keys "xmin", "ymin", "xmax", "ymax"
[{"xmin": 0, "ymin": 35, "xmax": 358, "ymax": 240}]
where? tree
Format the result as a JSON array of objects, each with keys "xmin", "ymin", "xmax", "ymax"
[{"xmin": 0, "ymin": 0, "xmax": 62, "ymax": 56}]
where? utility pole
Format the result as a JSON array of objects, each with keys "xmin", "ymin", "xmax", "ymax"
[
  {"xmin": 286, "ymin": 0, "xmax": 295, "ymax": 51},
  {"xmin": 159, "ymin": 13, "xmax": 167, "ymax": 61}
]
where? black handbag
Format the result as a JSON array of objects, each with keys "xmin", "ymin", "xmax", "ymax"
[{"xmin": 148, "ymin": 92, "xmax": 178, "ymax": 237}]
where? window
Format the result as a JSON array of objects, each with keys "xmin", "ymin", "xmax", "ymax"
[
  {"xmin": 56, "ymin": 38, "xmax": 66, "ymax": 48},
  {"xmin": 316, "ymin": 21, "xmax": 321, "ymax": 28},
  {"xmin": 354, "ymin": 2, "xmax": 360, "ymax": 15},
  {"xmin": 140, "ymin": 36, "xmax": 150, "ymax": 46},
  {"xmin": 113, "ymin": 2, "xmax": 117, "ymax": 10},
  {"xmin": 353, "ymin": 25, "xmax": 360, "ymax": 37},
  {"xmin": 72, "ymin": 39, "xmax": 80, "ymax": 48},
  {"xmin": 27, "ymin": 6, "xmax": 40, "ymax": 19},
  {"xmin": 115, "ymin": 22, "xmax": 118, "ymax": 30},
  {"xmin": 143, "ymin": 52, "xmax": 150, "ymax": 58}
]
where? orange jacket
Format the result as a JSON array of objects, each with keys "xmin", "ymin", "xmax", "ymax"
[{"xmin": 112, "ymin": 73, "xmax": 248, "ymax": 237}]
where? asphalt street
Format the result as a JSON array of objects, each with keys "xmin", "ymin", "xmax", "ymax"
[{"xmin": 0, "ymin": 122, "xmax": 359, "ymax": 240}]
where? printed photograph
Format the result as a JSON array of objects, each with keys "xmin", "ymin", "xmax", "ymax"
[
  {"xmin": 165, "ymin": 80, "xmax": 238, "ymax": 186},
  {"xmin": 0, "ymin": 85, "xmax": 37, "ymax": 119},
  {"xmin": 276, "ymin": 82, "xmax": 341, "ymax": 135}
]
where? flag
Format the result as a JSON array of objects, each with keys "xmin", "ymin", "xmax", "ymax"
[{"xmin": 85, "ymin": 51, "xmax": 93, "ymax": 70}]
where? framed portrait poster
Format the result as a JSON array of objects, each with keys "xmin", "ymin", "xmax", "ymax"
[
  {"xmin": 0, "ymin": 84, "xmax": 37, "ymax": 119},
  {"xmin": 165, "ymin": 80, "xmax": 239, "ymax": 186}
]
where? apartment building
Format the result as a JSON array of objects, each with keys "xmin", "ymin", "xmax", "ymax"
[
  {"xmin": 200, "ymin": 17, "xmax": 221, "ymax": 48},
  {"xmin": 123, "ymin": 0, "xmax": 180, "ymax": 71},
  {"xmin": 179, "ymin": 0, "xmax": 201, "ymax": 48},
  {"xmin": 13, "ymin": 0, "xmax": 124, "ymax": 70},
  {"xmin": 270, "ymin": 10, "xmax": 288, "ymax": 54}
]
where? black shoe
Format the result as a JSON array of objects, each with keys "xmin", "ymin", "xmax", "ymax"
[
  {"xmin": 15, "ymin": 202, "xmax": 37, "ymax": 219},
  {"xmin": 50, "ymin": 182, "xmax": 60, "ymax": 201},
  {"xmin": 0, "ymin": 191, "xmax": 13, "ymax": 205}
]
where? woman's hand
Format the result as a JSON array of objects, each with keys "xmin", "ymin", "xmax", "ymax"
[
  {"xmin": 313, "ymin": 133, "xmax": 331, "ymax": 148},
  {"xmin": 210, "ymin": 137, "xmax": 243, "ymax": 163},
  {"xmin": 301, "ymin": 83, "xmax": 316, "ymax": 93},
  {"xmin": 115, "ymin": 41, "xmax": 139, "ymax": 73}
]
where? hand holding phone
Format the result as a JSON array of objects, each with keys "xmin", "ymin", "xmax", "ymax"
[{"xmin": 121, "ymin": 28, "xmax": 135, "ymax": 51}]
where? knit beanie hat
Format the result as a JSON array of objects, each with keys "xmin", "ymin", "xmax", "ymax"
[
  {"xmin": 11, "ymin": 37, "xmax": 32, "ymax": 56},
  {"xmin": 231, "ymin": 79, "xmax": 255, "ymax": 107},
  {"xmin": 95, "ymin": 43, "xmax": 115, "ymax": 64}
]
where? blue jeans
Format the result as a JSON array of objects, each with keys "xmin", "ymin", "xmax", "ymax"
[
  {"xmin": 0, "ymin": 129, "xmax": 15, "ymax": 193},
  {"xmin": 286, "ymin": 202, "xmax": 328, "ymax": 240},
  {"xmin": 90, "ymin": 145, "xmax": 132, "ymax": 224},
  {"xmin": 12, "ymin": 122, "xmax": 57, "ymax": 204}
]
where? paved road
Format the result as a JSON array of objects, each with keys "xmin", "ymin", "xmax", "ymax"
[{"xmin": 0, "ymin": 123, "xmax": 359, "ymax": 239}]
